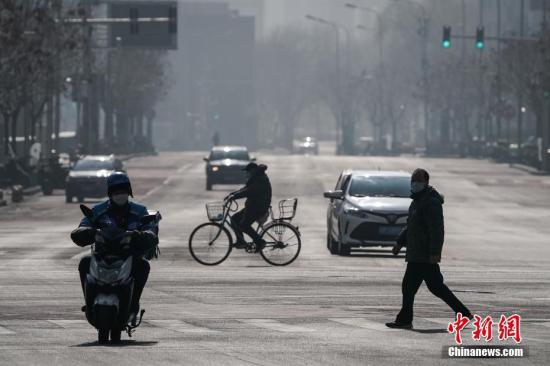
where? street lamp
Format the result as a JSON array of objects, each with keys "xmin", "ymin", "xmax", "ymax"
[
  {"xmin": 305, "ymin": 14, "xmax": 352, "ymax": 154},
  {"xmin": 387, "ymin": 0, "xmax": 431, "ymax": 149}
]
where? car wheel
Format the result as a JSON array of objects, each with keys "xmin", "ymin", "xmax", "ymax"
[
  {"xmin": 77, "ymin": 196, "xmax": 84, "ymax": 203},
  {"xmin": 206, "ymin": 178, "xmax": 212, "ymax": 191}
]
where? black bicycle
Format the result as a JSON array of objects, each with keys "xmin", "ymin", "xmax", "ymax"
[{"xmin": 189, "ymin": 198, "xmax": 301, "ymax": 266}]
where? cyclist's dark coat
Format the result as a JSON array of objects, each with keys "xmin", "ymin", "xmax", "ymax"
[{"xmin": 231, "ymin": 166, "xmax": 272, "ymax": 214}]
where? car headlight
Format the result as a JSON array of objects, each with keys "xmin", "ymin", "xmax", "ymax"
[
  {"xmin": 343, "ymin": 204, "xmax": 368, "ymax": 218},
  {"xmin": 212, "ymin": 166, "xmax": 219, "ymax": 172}
]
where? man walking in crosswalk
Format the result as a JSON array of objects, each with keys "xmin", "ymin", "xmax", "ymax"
[{"xmin": 386, "ymin": 168, "xmax": 473, "ymax": 329}]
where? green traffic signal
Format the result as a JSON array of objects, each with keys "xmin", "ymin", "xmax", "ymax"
[
  {"xmin": 475, "ymin": 27, "xmax": 485, "ymax": 50},
  {"xmin": 442, "ymin": 26, "xmax": 451, "ymax": 49}
]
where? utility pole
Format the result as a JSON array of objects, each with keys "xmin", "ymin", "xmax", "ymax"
[
  {"xmin": 517, "ymin": 0, "xmax": 525, "ymax": 158},
  {"xmin": 496, "ymin": 0, "xmax": 502, "ymax": 141}
]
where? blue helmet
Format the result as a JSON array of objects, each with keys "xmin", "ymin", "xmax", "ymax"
[{"xmin": 107, "ymin": 172, "xmax": 133, "ymax": 197}]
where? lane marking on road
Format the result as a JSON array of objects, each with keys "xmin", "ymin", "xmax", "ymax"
[
  {"xmin": 147, "ymin": 320, "xmax": 218, "ymax": 333},
  {"xmin": 523, "ymin": 337, "xmax": 550, "ymax": 344},
  {"xmin": 329, "ymin": 317, "xmax": 398, "ymax": 332},
  {"xmin": 0, "ymin": 325, "xmax": 15, "ymax": 335},
  {"xmin": 240, "ymin": 319, "xmax": 315, "ymax": 333},
  {"xmin": 143, "ymin": 163, "xmax": 194, "ymax": 199},
  {"xmin": 425, "ymin": 318, "xmax": 474, "ymax": 329},
  {"xmin": 48, "ymin": 320, "xmax": 89, "ymax": 329}
]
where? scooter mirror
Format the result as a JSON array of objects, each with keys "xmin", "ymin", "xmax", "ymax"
[
  {"xmin": 80, "ymin": 204, "xmax": 94, "ymax": 221},
  {"xmin": 140, "ymin": 214, "xmax": 157, "ymax": 225}
]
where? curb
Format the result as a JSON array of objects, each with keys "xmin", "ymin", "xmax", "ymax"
[{"xmin": 509, "ymin": 163, "xmax": 549, "ymax": 176}]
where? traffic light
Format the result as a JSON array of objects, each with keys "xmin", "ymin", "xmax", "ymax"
[
  {"xmin": 442, "ymin": 26, "xmax": 451, "ymax": 49},
  {"xmin": 475, "ymin": 26, "xmax": 485, "ymax": 49},
  {"xmin": 168, "ymin": 6, "xmax": 177, "ymax": 34},
  {"xmin": 129, "ymin": 8, "xmax": 139, "ymax": 34}
]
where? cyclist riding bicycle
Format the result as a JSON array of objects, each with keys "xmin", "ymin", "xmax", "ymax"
[{"xmin": 225, "ymin": 162, "xmax": 272, "ymax": 252}]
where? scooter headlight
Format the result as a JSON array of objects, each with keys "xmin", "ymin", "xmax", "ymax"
[
  {"xmin": 89, "ymin": 256, "xmax": 100, "ymax": 279},
  {"xmin": 117, "ymin": 257, "xmax": 132, "ymax": 282}
]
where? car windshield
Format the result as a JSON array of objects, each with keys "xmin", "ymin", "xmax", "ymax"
[
  {"xmin": 348, "ymin": 176, "xmax": 411, "ymax": 198},
  {"xmin": 210, "ymin": 150, "xmax": 249, "ymax": 161},
  {"xmin": 73, "ymin": 159, "xmax": 114, "ymax": 171}
]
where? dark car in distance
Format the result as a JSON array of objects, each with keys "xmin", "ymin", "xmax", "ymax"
[
  {"xmin": 204, "ymin": 146, "xmax": 255, "ymax": 190},
  {"xmin": 65, "ymin": 155, "xmax": 124, "ymax": 203}
]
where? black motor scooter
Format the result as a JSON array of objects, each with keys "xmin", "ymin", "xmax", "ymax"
[{"xmin": 79, "ymin": 204, "xmax": 160, "ymax": 343}]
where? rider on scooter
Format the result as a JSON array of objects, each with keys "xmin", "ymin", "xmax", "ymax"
[{"xmin": 70, "ymin": 172, "xmax": 158, "ymax": 324}]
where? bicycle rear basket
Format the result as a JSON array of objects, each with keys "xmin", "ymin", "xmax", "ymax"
[
  {"xmin": 277, "ymin": 198, "xmax": 298, "ymax": 220},
  {"xmin": 206, "ymin": 202, "xmax": 224, "ymax": 222}
]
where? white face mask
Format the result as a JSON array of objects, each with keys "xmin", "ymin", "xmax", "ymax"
[{"xmin": 111, "ymin": 193, "xmax": 129, "ymax": 206}]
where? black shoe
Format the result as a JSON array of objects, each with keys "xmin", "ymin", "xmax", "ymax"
[
  {"xmin": 233, "ymin": 241, "xmax": 248, "ymax": 249},
  {"xmin": 385, "ymin": 321, "xmax": 413, "ymax": 329},
  {"xmin": 254, "ymin": 239, "xmax": 266, "ymax": 253}
]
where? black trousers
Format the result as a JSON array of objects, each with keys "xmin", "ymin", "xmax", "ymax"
[
  {"xmin": 396, "ymin": 262, "xmax": 471, "ymax": 324},
  {"xmin": 230, "ymin": 208, "xmax": 264, "ymax": 244},
  {"xmin": 79, "ymin": 255, "xmax": 150, "ymax": 312}
]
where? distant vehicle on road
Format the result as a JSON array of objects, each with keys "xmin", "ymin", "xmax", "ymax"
[
  {"xmin": 294, "ymin": 137, "xmax": 319, "ymax": 155},
  {"xmin": 323, "ymin": 170, "xmax": 411, "ymax": 256},
  {"xmin": 203, "ymin": 146, "xmax": 255, "ymax": 191},
  {"xmin": 65, "ymin": 155, "xmax": 124, "ymax": 203}
]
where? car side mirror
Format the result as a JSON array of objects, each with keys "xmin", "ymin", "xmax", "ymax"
[
  {"xmin": 250, "ymin": 157, "xmax": 257, "ymax": 162},
  {"xmin": 203, "ymin": 156, "xmax": 209, "ymax": 162},
  {"xmin": 323, "ymin": 190, "xmax": 344, "ymax": 200}
]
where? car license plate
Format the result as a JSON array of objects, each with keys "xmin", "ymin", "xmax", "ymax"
[{"xmin": 379, "ymin": 226, "xmax": 402, "ymax": 236}]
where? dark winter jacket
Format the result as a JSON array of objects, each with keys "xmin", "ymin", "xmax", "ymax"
[
  {"xmin": 397, "ymin": 186, "xmax": 445, "ymax": 263},
  {"xmin": 231, "ymin": 167, "xmax": 272, "ymax": 214}
]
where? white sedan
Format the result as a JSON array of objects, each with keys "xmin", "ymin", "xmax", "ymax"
[{"xmin": 323, "ymin": 170, "xmax": 411, "ymax": 256}]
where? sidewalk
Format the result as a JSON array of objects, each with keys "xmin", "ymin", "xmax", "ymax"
[{"xmin": 509, "ymin": 162, "xmax": 549, "ymax": 176}]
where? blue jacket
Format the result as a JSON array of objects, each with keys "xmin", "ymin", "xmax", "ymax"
[
  {"xmin": 79, "ymin": 200, "xmax": 156, "ymax": 232},
  {"xmin": 71, "ymin": 200, "xmax": 159, "ymax": 257}
]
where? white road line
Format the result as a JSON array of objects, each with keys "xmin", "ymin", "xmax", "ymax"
[
  {"xmin": 148, "ymin": 320, "xmax": 218, "ymax": 333},
  {"xmin": 426, "ymin": 318, "xmax": 474, "ymax": 329},
  {"xmin": 0, "ymin": 325, "xmax": 15, "ymax": 335},
  {"xmin": 329, "ymin": 317, "xmax": 397, "ymax": 332},
  {"xmin": 48, "ymin": 320, "xmax": 89, "ymax": 329},
  {"xmin": 143, "ymin": 163, "xmax": 193, "ymax": 199},
  {"xmin": 240, "ymin": 319, "xmax": 315, "ymax": 333}
]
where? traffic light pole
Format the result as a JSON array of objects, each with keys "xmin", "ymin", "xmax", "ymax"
[{"xmin": 517, "ymin": 0, "xmax": 525, "ymax": 157}]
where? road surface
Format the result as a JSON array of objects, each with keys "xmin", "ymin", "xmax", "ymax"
[{"xmin": 1, "ymin": 151, "xmax": 549, "ymax": 365}]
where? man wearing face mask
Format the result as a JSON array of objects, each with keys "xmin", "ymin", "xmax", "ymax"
[
  {"xmin": 386, "ymin": 168, "xmax": 472, "ymax": 329},
  {"xmin": 70, "ymin": 172, "xmax": 158, "ymax": 323},
  {"xmin": 226, "ymin": 162, "xmax": 272, "ymax": 252}
]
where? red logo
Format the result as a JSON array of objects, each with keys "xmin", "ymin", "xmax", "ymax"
[{"xmin": 448, "ymin": 313, "xmax": 522, "ymax": 344}]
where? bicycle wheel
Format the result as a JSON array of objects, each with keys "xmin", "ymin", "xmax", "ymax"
[
  {"xmin": 260, "ymin": 222, "xmax": 301, "ymax": 266},
  {"xmin": 189, "ymin": 223, "xmax": 232, "ymax": 265}
]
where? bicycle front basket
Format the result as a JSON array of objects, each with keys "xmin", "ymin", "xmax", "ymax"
[
  {"xmin": 206, "ymin": 202, "xmax": 225, "ymax": 222},
  {"xmin": 277, "ymin": 198, "xmax": 298, "ymax": 220}
]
